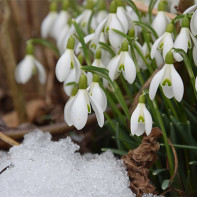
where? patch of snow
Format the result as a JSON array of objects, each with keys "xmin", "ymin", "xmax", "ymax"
[{"xmin": 0, "ymin": 130, "xmax": 135, "ymax": 197}]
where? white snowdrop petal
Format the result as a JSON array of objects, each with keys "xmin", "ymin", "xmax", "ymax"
[
  {"xmin": 57, "ymin": 24, "xmax": 70, "ymax": 51},
  {"xmin": 55, "ymin": 50, "xmax": 72, "ymax": 82},
  {"xmin": 190, "ymin": 10, "xmax": 197, "ymax": 36},
  {"xmin": 117, "ymin": 7, "xmax": 129, "ymax": 33},
  {"xmin": 135, "ymin": 122, "xmax": 145, "ymax": 136},
  {"xmin": 190, "ymin": 31, "xmax": 197, "ymax": 50},
  {"xmin": 94, "ymin": 17, "xmax": 108, "ymax": 44},
  {"xmin": 16, "ymin": 55, "xmax": 34, "ymax": 84},
  {"xmin": 41, "ymin": 12, "xmax": 57, "ymax": 38},
  {"xmin": 89, "ymin": 96, "xmax": 104, "ymax": 127},
  {"xmin": 162, "ymin": 85, "xmax": 174, "ymax": 99},
  {"xmin": 183, "ymin": 4, "xmax": 197, "ymax": 14},
  {"xmin": 109, "ymin": 15, "xmax": 124, "ymax": 48},
  {"xmin": 195, "ymin": 77, "xmax": 197, "ymax": 91},
  {"xmin": 91, "ymin": 83, "xmax": 107, "ymax": 111},
  {"xmin": 96, "ymin": 10, "xmax": 108, "ymax": 24},
  {"xmin": 193, "ymin": 46, "xmax": 197, "ymax": 66},
  {"xmin": 122, "ymin": 52, "xmax": 136, "ymax": 84},
  {"xmin": 63, "ymin": 69, "xmax": 76, "ymax": 96},
  {"xmin": 149, "ymin": 66, "xmax": 166, "ymax": 100},
  {"xmin": 174, "ymin": 28, "xmax": 190, "ymax": 62},
  {"xmin": 171, "ymin": 65, "xmax": 184, "ymax": 102},
  {"xmin": 107, "ymin": 55, "xmax": 121, "ymax": 81},
  {"xmin": 64, "ymin": 96, "xmax": 75, "ymax": 126},
  {"xmin": 163, "ymin": 33, "xmax": 173, "ymax": 59},
  {"xmin": 130, "ymin": 104, "xmax": 140, "ymax": 136},
  {"xmin": 34, "ymin": 59, "xmax": 46, "ymax": 84},
  {"xmin": 151, "ymin": 34, "xmax": 165, "ymax": 59},
  {"xmin": 143, "ymin": 106, "xmax": 152, "ymax": 136},
  {"xmin": 71, "ymin": 90, "xmax": 88, "ymax": 130}
]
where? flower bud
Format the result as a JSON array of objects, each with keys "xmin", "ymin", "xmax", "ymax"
[
  {"xmin": 79, "ymin": 73, "xmax": 87, "ymax": 89},
  {"xmin": 165, "ymin": 51, "xmax": 174, "ymax": 64},
  {"xmin": 67, "ymin": 36, "xmax": 75, "ymax": 50}
]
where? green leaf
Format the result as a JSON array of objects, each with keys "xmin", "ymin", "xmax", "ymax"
[
  {"xmin": 152, "ymin": 168, "xmax": 167, "ymax": 176},
  {"xmin": 30, "ymin": 38, "xmax": 60, "ymax": 56},
  {"xmin": 148, "ymin": 0, "xmax": 157, "ymax": 23},
  {"xmin": 72, "ymin": 20, "xmax": 91, "ymax": 65},
  {"xmin": 123, "ymin": 0, "xmax": 141, "ymax": 20},
  {"xmin": 133, "ymin": 21, "xmax": 159, "ymax": 39},
  {"xmin": 160, "ymin": 143, "xmax": 197, "ymax": 150},
  {"xmin": 99, "ymin": 42, "xmax": 116, "ymax": 57},
  {"xmin": 161, "ymin": 179, "xmax": 170, "ymax": 190},
  {"xmin": 65, "ymin": 82, "xmax": 76, "ymax": 86},
  {"xmin": 101, "ymin": 148, "xmax": 127, "ymax": 156},
  {"xmin": 112, "ymin": 29, "xmax": 137, "ymax": 41}
]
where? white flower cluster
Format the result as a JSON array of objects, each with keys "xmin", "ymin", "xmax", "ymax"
[{"xmin": 15, "ymin": 0, "xmax": 197, "ymax": 137}]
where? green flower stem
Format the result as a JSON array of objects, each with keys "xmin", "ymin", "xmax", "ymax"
[
  {"xmin": 153, "ymin": 100, "xmax": 174, "ymax": 176},
  {"xmin": 120, "ymin": 75, "xmax": 133, "ymax": 101}
]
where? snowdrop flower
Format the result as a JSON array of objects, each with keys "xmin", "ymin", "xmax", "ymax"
[
  {"xmin": 151, "ymin": 23, "xmax": 174, "ymax": 59},
  {"xmin": 174, "ymin": 16, "xmax": 197, "ymax": 62},
  {"xmin": 149, "ymin": 51, "xmax": 184, "ymax": 102},
  {"xmin": 15, "ymin": 43, "xmax": 46, "ymax": 84},
  {"xmin": 56, "ymin": 36, "xmax": 81, "ymax": 82},
  {"xmin": 107, "ymin": 40, "xmax": 136, "ymax": 84},
  {"xmin": 41, "ymin": 2, "xmax": 57, "ymax": 38},
  {"xmin": 130, "ymin": 95, "xmax": 152, "ymax": 136},
  {"xmin": 94, "ymin": 0, "xmax": 124, "ymax": 49},
  {"xmin": 152, "ymin": 1, "xmax": 170, "ymax": 37},
  {"xmin": 115, "ymin": 0, "xmax": 132, "ymax": 33},
  {"xmin": 52, "ymin": 0, "xmax": 70, "ymax": 40},
  {"xmin": 95, "ymin": 0, "xmax": 108, "ymax": 25},
  {"xmin": 88, "ymin": 74, "xmax": 107, "ymax": 112},
  {"xmin": 190, "ymin": 8, "xmax": 197, "ymax": 36},
  {"xmin": 64, "ymin": 74, "xmax": 105, "ymax": 130}
]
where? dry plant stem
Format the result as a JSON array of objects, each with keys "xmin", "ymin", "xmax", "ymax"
[
  {"xmin": 0, "ymin": 0, "xmax": 28, "ymax": 123},
  {"xmin": 134, "ymin": 1, "xmax": 177, "ymax": 19},
  {"xmin": 0, "ymin": 131, "xmax": 20, "ymax": 146}
]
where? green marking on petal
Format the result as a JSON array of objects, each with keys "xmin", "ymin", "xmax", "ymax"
[
  {"xmin": 32, "ymin": 66, "xmax": 37, "ymax": 75},
  {"xmin": 138, "ymin": 116, "xmax": 145, "ymax": 123},
  {"xmin": 162, "ymin": 79, "xmax": 172, "ymax": 86},
  {"xmin": 106, "ymin": 26, "xmax": 109, "ymax": 33},
  {"xmin": 90, "ymin": 43, "xmax": 97, "ymax": 49},
  {"xmin": 119, "ymin": 64, "xmax": 125, "ymax": 71},
  {"xmin": 159, "ymin": 42, "xmax": 164, "ymax": 49},
  {"xmin": 87, "ymin": 104, "xmax": 91, "ymax": 113},
  {"xmin": 82, "ymin": 22, "xmax": 86, "ymax": 28},
  {"xmin": 188, "ymin": 41, "xmax": 191, "ymax": 49},
  {"xmin": 70, "ymin": 62, "xmax": 74, "ymax": 69}
]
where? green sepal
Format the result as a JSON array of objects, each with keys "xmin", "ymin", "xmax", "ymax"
[
  {"xmin": 50, "ymin": 2, "xmax": 57, "ymax": 12},
  {"xmin": 121, "ymin": 40, "xmax": 128, "ymax": 51},
  {"xmin": 95, "ymin": 48, "xmax": 101, "ymax": 59},
  {"xmin": 128, "ymin": 27, "xmax": 135, "ymax": 37},
  {"xmin": 109, "ymin": 1, "xmax": 117, "ymax": 13},
  {"xmin": 93, "ymin": 74, "xmax": 100, "ymax": 82},
  {"xmin": 67, "ymin": 36, "xmax": 75, "ymax": 50},
  {"xmin": 115, "ymin": 0, "xmax": 124, "ymax": 7},
  {"xmin": 158, "ymin": 0, "xmax": 167, "ymax": 11},
  {"xmin": 165, "ymin": 51, "xmax": 174, "ymax": 64},
  {"xmin": 62, "ymin": 0, "xmax": 69, "ymax": 10},
  {"xmin": 26, "ymin": 41, "xmax": 34, "ymax": 55},
  {"xmin": 85, "ymin": 0, "xmax": 94, "ymax": 9},
  {"xmin": 165, "ymin": 23, "xmax": 173, "ymax": 33},
  {"xmin": 139, "ymin": 94, "xmax": 145, "ymax": 103},
  {"xmin": 182, "ymin": 16, "xmax": 190, "ymax": 28},
  {"xmin": 79, "ymin": 73, "xmax": 87, "ymax": 89}
]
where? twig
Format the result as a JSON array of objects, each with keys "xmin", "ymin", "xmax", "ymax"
[
  {"xmin": 0, "ymin": 131, "xmax": 20, "ymax": 146},
  {"xmin": 134, "ymin": 1, "xmax": 177, "ymax": 20}
]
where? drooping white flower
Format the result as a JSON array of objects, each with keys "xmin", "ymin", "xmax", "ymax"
[
  {"xmin": 94, "ymin": 1, "xmax": 124, "ymax": 49},
  {"xmin": 55, "ymin": 36, "xmax": 81, "ymax": 82},
  {"xmin": 15, "ymin": 55, "xmax": 46, "ymax": 84},
  {"xmin": 151, "ymin": 1, "xmax": 170, "ymax": 37},
  {"xmin": 130, "ymin": 95, "xmax": 152, "ymax": 136},
  {"xmin": 52, "ymin": 10, "xmax": 70, "ymax": 40},
  {"xmin": 195, "ymin": 76, "xmax": 197, "ymax": 91},
  {"xmin": 190, "ymin": 9, "xmax": 197, "ymax": 36},
  {"xmin": 149, "ymin": 51, "xmax": 184, "ymax": 102},
  {"xmin": 151, "ymin": 23, "xmax": 174, "ymax": 59},
  {"xmin": 107, "ymin": 40, "xmax": 136, "ymax": 84},
  {"xmin": 64, "ymin": 74, "xmax": 105, "ymax": 130},
  {"xmin": 41, "ymin": 3, "xmax": 57, "ymax": 38},
  {"xmin": 174, "ymin": 16, "xmax": 197, "ymax": 62}
]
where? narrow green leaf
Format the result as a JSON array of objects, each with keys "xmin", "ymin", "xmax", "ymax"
[
  {"xmin": 30, "ymin": 38, "xmax": 59, "ymax": 56},
  {"xmin": 152, "ymin": 168, "xmax": 167, "ymax": 176},
  {"xmin": 171, "ymin": 14, "xmax": 185, "ymax": 24},
  {"xmin": 123, "ymin": 0, "xmax": 141, "ymax": 20},
  {"xmin": 72, "ymin": 20, "xmax": 91, "ymax": 65},
  {"xmin": 133, "ymin": 21, "xmax": 159, "ymax": 39},
  {"xmin": 99, "ymin": 42, "xmax": 116, "ymax": 57},
  {"xmin": 101, "ymin": 148, "xmax": 127, "ymax": 156},
  {"xmin": 65, "ymin": 82, "xmax": 76, "ymax": 86},
  {"xmin": 148, "ymin": 0, "xmax": 157, "ymax": 23},
  {"xmin": 161, "ymin": 179, "xmax": 170, "ymax": 190}
]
